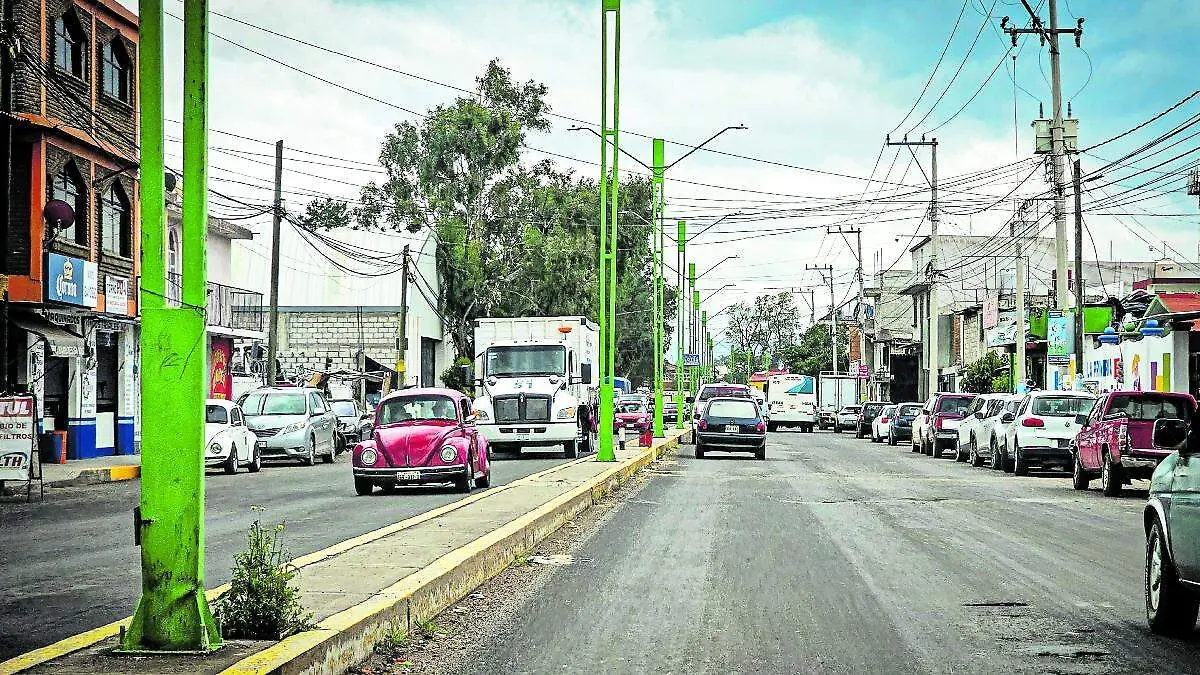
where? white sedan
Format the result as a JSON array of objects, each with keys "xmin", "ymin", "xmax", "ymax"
[
  {"xmin": 205, "ymin": 399, "xmax": 261, "ymax": 474},
  {"xmin": 870, "ymin": 405, "xmax": 897, "ymax": 442}
]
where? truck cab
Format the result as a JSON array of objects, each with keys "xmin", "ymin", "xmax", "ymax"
[
  {"xmin": 471, "ymin": 317, "xmax": 598, "ymax": 459},
  {"xmin": 1073, "ymin": 390, "xmax": 1197, "ymax": 496}
]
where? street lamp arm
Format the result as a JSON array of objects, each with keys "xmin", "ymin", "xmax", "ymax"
[
  {"xmin": 696, "ymin": 254, "xmax": 740, "ymax": 280},
  {"xmin": 665, "ymin": 124, "xmax": 748, "ymax": 170},
  {"xmin": 568, "ymin": 126, "xmax": 653, "ymax": 171},
  {"xmin": 701, "ymin": 284, "xmax": 736, "ymax": 304},
  {"xmin": 690, "ymin": 211, "xmax": 742, "ymax": 242}
]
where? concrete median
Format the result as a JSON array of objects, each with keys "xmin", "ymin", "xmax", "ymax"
[{"xmin": 1, "ymin": 430, "xmax": 685, "ymax": 675}]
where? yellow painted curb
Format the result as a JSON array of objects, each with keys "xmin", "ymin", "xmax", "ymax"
[
  {"xmin": 0, "ymin": 453, "xmax": 594, "ymax": 674},
  {"xmin": 218, "ymin": 432, "xmax": 683, "ymax": 675},
  {"xmin": 106, "ymin": 465, "xmax": 140, "ymax": 481}
]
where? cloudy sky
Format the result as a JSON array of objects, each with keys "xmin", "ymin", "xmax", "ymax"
[{"xmin": 123, "ymin": 0, "xmax": 1200, "ymax": 349}]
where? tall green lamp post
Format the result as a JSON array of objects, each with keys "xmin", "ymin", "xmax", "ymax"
[
  {"xmin": 122, "ymin": 0, "xmax": 220, "ymax": 652},
  {"xmin": 651, "ymin": 139, "xmax": 665, "ymax": 437},
  {"xmin": 595, "ymin": 0, "xmax": 621, "ymax": 462},
  {"xmin": 675, "ymin": 220, "xmax": 686, "ymax": 428}
]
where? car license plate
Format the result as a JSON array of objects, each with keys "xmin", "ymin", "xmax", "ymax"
[
  {"xmin": 1057, "ymin": 438, "xmax": 1071, "ymax": 448},
  {"xmin": 255, "ymin": 440, "xmax": 266, "ymax": 449},
  {"xmin": 396, "ymin": 471, "xmax": 420, "ymax": 481},
  {"xmin": 724, "ymin": 424, "xmax": 739, "ymax": 433}
]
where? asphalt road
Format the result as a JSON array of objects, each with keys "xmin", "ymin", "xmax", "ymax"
[
  {"xmin": 455, "ymin": 430, "xmax": 1200, "ymax": 674},
  {"xmin": 0, "ymin": 449, "xmax": 573, "ymax": 660}
]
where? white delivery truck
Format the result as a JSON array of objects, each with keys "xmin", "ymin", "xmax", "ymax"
[
  {"xmin": 817, "ymin": 372, "xmax": 859, "ymax": 430},
  {"xmin": 471, "ymin": 316, "xmax": 598, "ymax": 458},
  {"xmin": 764, "ymin": 374, "xmax": 817, "ymax": 433}
]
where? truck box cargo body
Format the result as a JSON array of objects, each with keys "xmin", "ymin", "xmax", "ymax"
[
  {"xmin": 817, "ymin": 372, "xmax": 860, "ymax": 429},
  {"xmin": 764, "ymin": 374, "xmax": 817, "ymax": 432},
  {"xmin": 472, "ymin": 316, "xmax": 598, "ymax": 457}
]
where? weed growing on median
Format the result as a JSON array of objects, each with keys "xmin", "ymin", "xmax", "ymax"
[
  {"xmin": 215, "ymin": 519, "xmax": 314, "ymax": 640},
  {"xmin": 376, "ymin": 623, "xmax": 410, "ymax": 652},
  {"xmin": 511, "ymin": 552, "xmax": 531, "ymax": 567},
  {"xmin": 416, "ymin": 618, "xmax": 442, "ymax": 639}
]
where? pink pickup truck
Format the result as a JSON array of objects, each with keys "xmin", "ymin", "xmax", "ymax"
[{"xmin": 1072, "ymin": 390, "xmax": 1197, "ymax": 497}]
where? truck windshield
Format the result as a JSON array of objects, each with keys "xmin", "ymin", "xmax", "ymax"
[{"xmin": 486, "ymin": 345, "xmax": 566, "ymax": 377}]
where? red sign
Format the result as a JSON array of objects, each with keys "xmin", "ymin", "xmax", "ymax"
[{"xmin": 210, "ymin": 338, "xmax": 232, "ymax": 399}]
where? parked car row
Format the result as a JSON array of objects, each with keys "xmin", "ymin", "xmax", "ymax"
[{"xmin": 835, "ymin": 388, "xmax": 1200, "ymax": 638}]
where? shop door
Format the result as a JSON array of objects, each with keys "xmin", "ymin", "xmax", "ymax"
[
  {"xmin": 43, "ymin": 356, "xmax": 70, "ymax": 433},
  {"xmin": 95, "ymin": 332, "xmax": 119, "ymax": 453},
  {"xmin": 421, "ymin": 337, "xmax": 436, "ymax": 388}
]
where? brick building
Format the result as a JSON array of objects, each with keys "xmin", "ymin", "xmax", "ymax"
[{"xmin": 2, "ymin": 0, "xmax": 140, "ymax": 458}]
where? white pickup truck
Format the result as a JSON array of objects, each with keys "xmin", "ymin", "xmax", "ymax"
[{"xmin": 471, "ymin": 316, "xmax": 598, "ymax": 458}]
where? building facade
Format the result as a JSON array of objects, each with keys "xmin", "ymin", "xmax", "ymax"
[{"xmin": 2, "ymin": 0, "xmax": 140, "ymax": 458}]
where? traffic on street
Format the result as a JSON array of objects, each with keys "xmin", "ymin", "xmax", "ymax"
[{"xmin": 2, "ymin": 1, "xmax": 1200, "ymax": 673}]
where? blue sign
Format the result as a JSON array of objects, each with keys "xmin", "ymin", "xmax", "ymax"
[
  {"xmin": 683, "ymin": 353, "xmax": 701, "ymax": 367},
  {"xmin": 46, "ymin": 253, "xmax": 98, "ymax": 308}
]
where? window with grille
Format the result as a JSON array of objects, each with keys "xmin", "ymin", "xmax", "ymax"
[
  {"xmin": 101, "ymin": 183, "xmax": 131, "ymax": 257},
  {"xmin": 51, "ymin": 163, "xmax": 87, "ymax": 246}
]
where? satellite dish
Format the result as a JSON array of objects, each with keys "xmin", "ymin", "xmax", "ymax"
[
  {"xmin": 42, "ymin": 199, "xmax": 75, "ymax": 230},
  {"xmin": 164, "ymin": 171, "xmax": 178, "ymax": 192}
]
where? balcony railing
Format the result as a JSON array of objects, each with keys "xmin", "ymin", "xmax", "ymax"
[{"xmin": 208, "ymin": 281, "xmax": 264, "ymax": 332}]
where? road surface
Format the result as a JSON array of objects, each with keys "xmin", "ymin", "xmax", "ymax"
[
  {"xmin": 0, "ymin": 450, "xmax": 572, "ymax": 660},
  {"xmin": 451, "ymin": 430, "xmax": 1200, "ymax": 674}
]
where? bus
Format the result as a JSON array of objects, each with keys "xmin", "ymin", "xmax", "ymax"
[{"xmin": 764, "ymin": 373, "xmax": 817, "ymax": 433}]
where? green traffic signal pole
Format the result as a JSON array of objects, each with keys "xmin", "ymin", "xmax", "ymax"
[
  {"xmin": 596, "ymin": 0, "xmax": 620, "ymax": 462},
  {"xmin": 675, "ymin": 220, "xmax": 686, "ymax": 429},
  {"xmin": 651, "ymin": 139, "xmax": 665, "ymax": 437},
  {"xmin": 122, "ymin": 0, "xmax": 220, "ymax": 652}
]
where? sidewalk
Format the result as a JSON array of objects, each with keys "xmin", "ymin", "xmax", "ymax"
[
  {"xmin": 39, "ymin": 455, "xmax": 141, "ymax": 486},
  {"xmin": 4, "ymin": 431, "xmax": 685, "ymax": 675}
]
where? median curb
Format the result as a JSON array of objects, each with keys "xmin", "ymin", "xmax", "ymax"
[
  {"xmin": 0, "ymin": 431, "xmax": 686, "ymax": 675},
  {"xmin": 221, "ymin": 432, "xmax": 684, "ymax": 675},
  {"xmin": 47, "ymin": 464, "xmax": 141, "ymax": 487}
]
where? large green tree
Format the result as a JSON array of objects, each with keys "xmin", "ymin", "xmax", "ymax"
[
  {"xmin": 779, "ymin": 323, "xmax": 850, "ymax": 378},
  {"xmin": 301, "ymin": 60, "xmax": 673, "ymax": 385}
]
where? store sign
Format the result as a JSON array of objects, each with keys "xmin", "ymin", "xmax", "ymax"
[
  {"xmin": 210, "ymin": 339, "xmax": 232, "ymax": 399},
  {"xmin": 983, "ymin": 294, "xmax": 1000, "ymax": 329},
  {"xmin": 105, "ymin": 276, "xmax": 129, "ymax": 315},
  {"xmin": 0, "ymin": 397, "xmax": 36, "ymax": 482},
  {"xmin": 1047, "ymin": 310, "xmax": 1074, "ymax": 365},
  {"xmin": 46, "ymin": 254, "xmax": 97, "ymax": 308}
]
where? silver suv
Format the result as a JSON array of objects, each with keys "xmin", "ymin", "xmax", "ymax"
[{"xmin": 239, "ymin": 387, "xmax": 339, "ymax": 465}]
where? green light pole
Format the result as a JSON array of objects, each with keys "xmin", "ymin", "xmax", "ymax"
[
  {"xmin": 651, "ymin": 139, "xmax": 665, "ymax": 437},
  {"xmin": 122, "ymin": 0, "xmax": 220, "ymax": 652},
  {"xmin": 691, "ymin": 263, "xmax": 700, "ymax": 393},
  {"xmin": 701, "ymin": 310, "xmax": 708, "ymax": 382},
  {"xmin": 675, "ymin": 220, "xmax": 686, "ymax": 428},
  {"xmin": 595, "ymin": 0, "xmax": 621, "ymax": 462}
]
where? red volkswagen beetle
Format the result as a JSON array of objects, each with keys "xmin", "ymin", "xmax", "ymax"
[{"xmin": 352, "ymin": 388, "xmax": 491, "ymax": 495}]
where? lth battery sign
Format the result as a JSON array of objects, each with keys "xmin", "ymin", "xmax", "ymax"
[{"xmin": 0, "ymin": 396, "xmax": 36, "ymax": 481}]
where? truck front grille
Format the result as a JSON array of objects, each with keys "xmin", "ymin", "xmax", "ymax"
[{"xmin": 493, "ymin": 395, "xmax": 553, "ymax": 423}]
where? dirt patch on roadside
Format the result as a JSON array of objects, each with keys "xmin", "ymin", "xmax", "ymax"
[{"xmin": 350, "ymin": 453, "xmax": 673, "ymax": 675}]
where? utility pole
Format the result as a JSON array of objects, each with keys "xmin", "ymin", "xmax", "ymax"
[
  {"xmin": 675, "ymin": 220, "xmax": 685, "ymax": 429},
  {"xmin": 1013, "ymin": 221, "xmax": 1027, "ymax": 393},
  {"xmin": 266, "ymin": 139, "xmax": 284, "ymax": 386},
  {"xmin": 594, "ymin": 0, "xmax": 621, "ymax": 462},
  {"xmin": 887, "ymin": 135, "xmax": 939, "ymax": 397},
  {"xmin": 1005, "ymin": 1, "xmax": 1085, "ymax": 312},
  {"xmin": 807, "ymin": 264, "xmax": 836, "ymax": 375},
  {"xmin": 393, "ymin": 244, "xmax": 410, "ymax": 392},
  {"xmin": 701, "ymin": 309, "xmax": 707, "ymax": 384},
  {"xmin": 123, "ymin": 0, "xmax": 221, "ymax": 652},
  {"xmin": 1072, "ymin": 159, "xmax": 1084, "ymax": 387},
  {"xmin": 830, "ymin": 226, "xmax": 865, "ymax": 381},
  {"xmin": 688, "ymin": 262, "xmax": 697, "ymax": 394}
]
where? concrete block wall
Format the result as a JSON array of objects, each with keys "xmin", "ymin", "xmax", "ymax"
[{"xmin": 278, "ymin": 311, "xmax": 400, "ymax": 380}]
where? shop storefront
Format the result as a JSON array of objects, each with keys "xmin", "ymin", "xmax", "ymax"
[{"xmin": 10, "ymin": 253, "xmax": 141, "ymax": 459}]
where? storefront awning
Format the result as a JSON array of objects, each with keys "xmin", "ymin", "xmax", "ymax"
[{"xmin": 10, "ymin": 311, "xmax": 85, "ymax": 357}]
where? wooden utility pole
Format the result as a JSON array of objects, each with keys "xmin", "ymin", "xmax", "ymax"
[
  {"xmin": 394, "ymin": 244, "xmax": 410, "ymax": 390},
  {"xmin": 266, "ymin": 140, "xmax": 284, "ymax": 385},
  {"xmin": 1013, "ymin": 221, "xmax": 1027, "ymax": 392}
]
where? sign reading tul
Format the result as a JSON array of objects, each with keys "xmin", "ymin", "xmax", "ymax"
[{"xmin": 0, "ymin": 397, "xmax": 36, "ymax": 482}]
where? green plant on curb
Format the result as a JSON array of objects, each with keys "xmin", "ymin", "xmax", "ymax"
[
  {"xmin": 511, "ymin": 552, "xmax": 531, "ymax": 567},
  {"xmin": 214, "ymin": 519, "xmax": 314, "ymax": 640},
  {"xmin": 416, "ymin": 617, "xmax": 441, "ymax": 639},
  {"xmin": 376, "ymin": 623, "xmax": 410, "ymax": 652}
]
